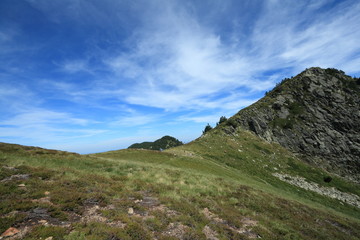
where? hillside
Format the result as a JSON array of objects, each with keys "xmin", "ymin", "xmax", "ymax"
[
  {"xmin": 128, "ymin": 136, "xmax": 183, "ymax": 151},
  {"xmin": 220, "ymin": 67, "xmax": 360, "ymax": 183},
  {"xmin": 1, "ymin": 68, "xmax": 360, "ymax": 239},
  {"xmin": 1, "ymin": 130, "xmax": 360, "ymax": 239}
]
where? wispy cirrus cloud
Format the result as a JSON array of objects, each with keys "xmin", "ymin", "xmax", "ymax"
[
  {"xmin": 250, "ymin": 0, "xmax": 360, "ymax": 72},
  {"xmin": 0, "ymin": 108, "xmax": 105, "ymax": 145},
  {"xmin": 58, "ymin": 60, "xmax": 91, "ymax": 74},
  {"xmin": 0, "ymin": 109, "xmax": 94, "ymax": 126},
  {"xmin": 1, "ymin": 0, "xmax": 360, "ymax": 153},
  {"xmin": 100, "ymin": 0, "xmax": 360, "ymax": 113}
]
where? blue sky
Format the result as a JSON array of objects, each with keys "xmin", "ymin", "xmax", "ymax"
[{"xmin": 1, "ymin": 0, "xmax": 360, "ymax": 153}]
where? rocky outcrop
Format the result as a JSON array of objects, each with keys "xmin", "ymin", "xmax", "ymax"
[
  {"xmin": 224, "ymin": 67, "xmax": 360, "ymax": 182},
  {"xmin": 273, "ymin": 173, "xmax": 360, "ymax": 207}
]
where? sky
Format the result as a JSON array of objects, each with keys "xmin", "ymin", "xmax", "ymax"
[{"xmin": 0, "ymin": 0, "xmax": 360, "ymax": 154}]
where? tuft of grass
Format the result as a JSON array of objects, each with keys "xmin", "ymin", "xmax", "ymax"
[{"xmin": 24, "ymin": 226, "xmax": 68, "ymax": 240}]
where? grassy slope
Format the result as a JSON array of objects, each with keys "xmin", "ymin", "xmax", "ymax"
[{"xmin": 0, "ymin": 131, "xmax": 359, "ymax": 240}]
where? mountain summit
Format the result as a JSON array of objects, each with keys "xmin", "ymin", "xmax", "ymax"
[
  {"xmin": 128, "ymin": 135, "xmax": 183, "ymax": 150},
  {"xmin": 222, "ymin": 67, "xmax": 360, "ymax": 182}
]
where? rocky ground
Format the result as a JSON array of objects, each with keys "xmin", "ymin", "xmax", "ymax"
[
  {"xmin": 0, "ymin": 169, "xmax": 261, "ymax": 240},
  {"xmin": 273, "ymin": 173, "xmax": 360, "ymax": 208},
  {"xmin": 227, "ymin": 67, "xmax": 360, "ymax": 183}
]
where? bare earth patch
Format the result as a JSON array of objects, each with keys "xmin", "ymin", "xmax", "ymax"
[
  {"xmin": 165, "ymin": 222, "xmax": 189, "ymax": 239},
  {"xmin": 202, "ymin": 225, "xmax": 219, "ymax": 240},
  {"xmin": 201, "ymin": 208, "xmax": 260, "ymax": 238}
]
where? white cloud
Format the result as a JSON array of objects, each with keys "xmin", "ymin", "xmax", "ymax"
[
  {"xmin": 59, "ymin": 60, "xmax": 90, "ymax": 73},
  {"xmin": 102, "ymin": 2, "xmax": 265, "ymax": 112},
  {"xmin": 2, "ymin": 0, "xmax": 360, "ymax": 153},
  {"xmin": 25, "ymin": 0, "xmax": 360, "ymax": 114},
  {"xmin": 100, "ymin": 0, "xmax": 360, "ymax": 113},
  {"xmin": 109, "ymin": 113, "xmax": 160, "ymax": 127},
  {"xmin": 0, "ymin": 108, "xmax": 104, "ymax": 145},
  {"xmin": 0, "ymin": 109, "xmax": 93, "ymax": 126},
  {"xmin": 251, "ymin": 0, "xmax": 360, "ymax": 73}
]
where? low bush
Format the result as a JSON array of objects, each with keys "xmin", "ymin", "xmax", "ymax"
[{"xmin": 323, "ymin": 176, "xmax": 332, "ymax": 183}]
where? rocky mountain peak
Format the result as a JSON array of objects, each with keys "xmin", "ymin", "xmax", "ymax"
[{"xmin": 223, "ymin": 67, "xmax": 360, "ymax": 182}]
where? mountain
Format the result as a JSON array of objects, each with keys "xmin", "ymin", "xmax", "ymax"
[
  {"xmin": 219, "ymin": 67, "xmax": 360, "ymax": 183},
  {"xmin": 128, "ymin": 135, "xmax": 183, "ymax": 150},
  {"xmin": 1, "ymin": 68, "xmax": 359, "ymax": 239}
]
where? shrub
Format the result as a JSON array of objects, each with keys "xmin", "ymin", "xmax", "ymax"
[
  {"xmin": 217, "ymin": 116, "xmax": 228, "ymax": 126},
  {"xmin": 226, "ymin": 118, "xmax": 237, "ymax": 128},
  {"xmin": 271, "ymin": 118, "xmax": 294, "ymax": 129},
  {"xmin": 64, "ymin": 231, "xmax": 86, "ymax": 240},
  {"xmin": 323, "ymin": 176, "xmax": 332, "ymax": 183},
  {"xmin": 202, "ymin": 124, "xmax": 213, "ymax": 134},
  {"xmin": 125, "ymin": 222, "xmax": 152, "ymax": 240},
  {"xmin": 288, "ymin": 102, "xmax": 304, "ymax": 115},
  {"xmin": 325, "ymin": 68, "xmax": 344, "ymax": 76}
]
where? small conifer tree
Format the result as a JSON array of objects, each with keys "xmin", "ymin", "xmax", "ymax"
[
  {"xmin": 202, "ymin": 124, "xmax": 213, "ymax": 134},
  {"xmin": 217, "ymin": 116, "xmax": 227, "ymax": 126}
]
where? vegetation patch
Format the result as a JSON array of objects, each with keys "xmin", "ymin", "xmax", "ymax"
[{"xmin": 1, "ymin": 131, "xmax": 359, "ymax": 239}]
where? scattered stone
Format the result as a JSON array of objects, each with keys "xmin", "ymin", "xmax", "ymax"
[
  {"xmin": 44, "ymin": 191, "xmax": 50, "ymax": 196},
  {"xmin": 107, "ymin": 221, "xmax": 126, "ymax": 228},
  {"xmin": 165, "ymin": 222, "xmax": 189, "ymax": 239},
  {"xmin": 273, "ymin": 173, "xmax": 360, "ymax": 208},
  {"xmin": 201, "ymin": 208, "xmax": 260, "ymax": 238},
  {"xmin": 202, "ymin": 208, "xmax": 226, "ymax": 224},
  {"xmin": 151, "ymin": 204, "xmax": 178, "ymax": 217},
  {"xmin": 39, "ymin": 219, "xmax": 48, "ymax": 225},
  {"xmin": 1, "ymin": 174, "xmax": 30, "ymax": 182},
  {"xmin": 80, "ymin": 205, "xmax": 125, "ymax": 228},
  {"xmin": 24, "ymin": 207, "xmax": 68, "ymax": 227},
  {"xmin": 242, "ymin": 218, "xmax": 258, "ymax": 227},
  {"xmin": 18, "ymin": 184, "xmax": 26, "ymax": 187},
  {"xmin": 2, "ymin": 166, "xmax": 16, "ymax": 171},
  {"xmin": 32, "ymin": 197, "xmax": 52, "ymax": 205},
  {"xmin": 202, "ymin": 225, "xmax": 219, "ymax": 240},
  {"xmin": 0, "ymin": 227, "xmax": 20, "ymax": 238},
  {"xmin": 45, "ymin": 237, "xmax": 53, "ymax": 240},
  {"xmin": 2, "ymin": 211, "xmax": 19, "ymax": 218},
  {"xmin": 127, "ymin": 207, "xmax": 134, "ymax": 215},
  {"xmin": 81, "ymin": 205, "xmax": 107, "ymax": 223},
  {"xmin": 140, "ymin": 196, "xmax": 159, "ymax": 208}
]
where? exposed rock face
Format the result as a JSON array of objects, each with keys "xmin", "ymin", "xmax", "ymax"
[{"xmin": 226, "ymin": 67, "xmax": 360, "ymax": 182}]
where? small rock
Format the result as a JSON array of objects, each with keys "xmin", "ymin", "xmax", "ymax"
[
  {"xmin": 2, "ymin": 166, "xmax": 16, "ymax": 171},
  {"xmin": 202, "ymin": 225, "xmax": 219, "ymax": 240},
  {"xmin": 1, "ymin": 227, "xmax": 20, "ymax": 238},
  {"xmin": 45, "ymin": 237, "xmax": 53, "ymax": 240},
  {"xmin": 44, "ymin": 191, "xmax": 50, "ymax": 196},
  {"xmin": 128, "ymin": 207, "xmax": 134, "ymax": 215},
  {"xmin": 18, "ymin": 184, "xmax": 26, "ymax": 187},
  {"xmin": 134, "ymin": 199, "xmax": 142, "ymax": 203},
  {"xmin": 3, "ymin": 211, "xmax": 19, "ymax": 218},
  {"xmin": 39, "ymin": 219, "xmax": 48, "ymax": 225},
  {"xmin": 1, "ymin": 174, "xmax": 30, "ymax": 182}
]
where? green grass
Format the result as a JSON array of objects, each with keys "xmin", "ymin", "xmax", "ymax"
[{"xmin": 0, "ymin": 131, "xmax": 359, "ymax": 239}]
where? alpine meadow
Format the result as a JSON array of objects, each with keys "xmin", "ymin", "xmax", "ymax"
[{"xmin": 1, "ymin": 1, "xmax": 360, "ymax": 239}]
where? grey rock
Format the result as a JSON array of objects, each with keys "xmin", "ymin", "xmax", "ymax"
[
  {"xmin": 227, "ymin": 67, "xmax": 360, "ymax": 183},
  {"xmin": 273, "ymin": 173, "xmax": 360, "ymax": 208},
  {"xmin": 1, "ymin": 174, "xmax": 30, "ymax": 182}
]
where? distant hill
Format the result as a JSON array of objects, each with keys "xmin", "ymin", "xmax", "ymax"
[
  {"xmin": 128, "ymin": 135, "xmax": 183, "ymax": 150},
  {"xmin": 218, "ymin": 67, "xmax": 360, "ymax": 183}
]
